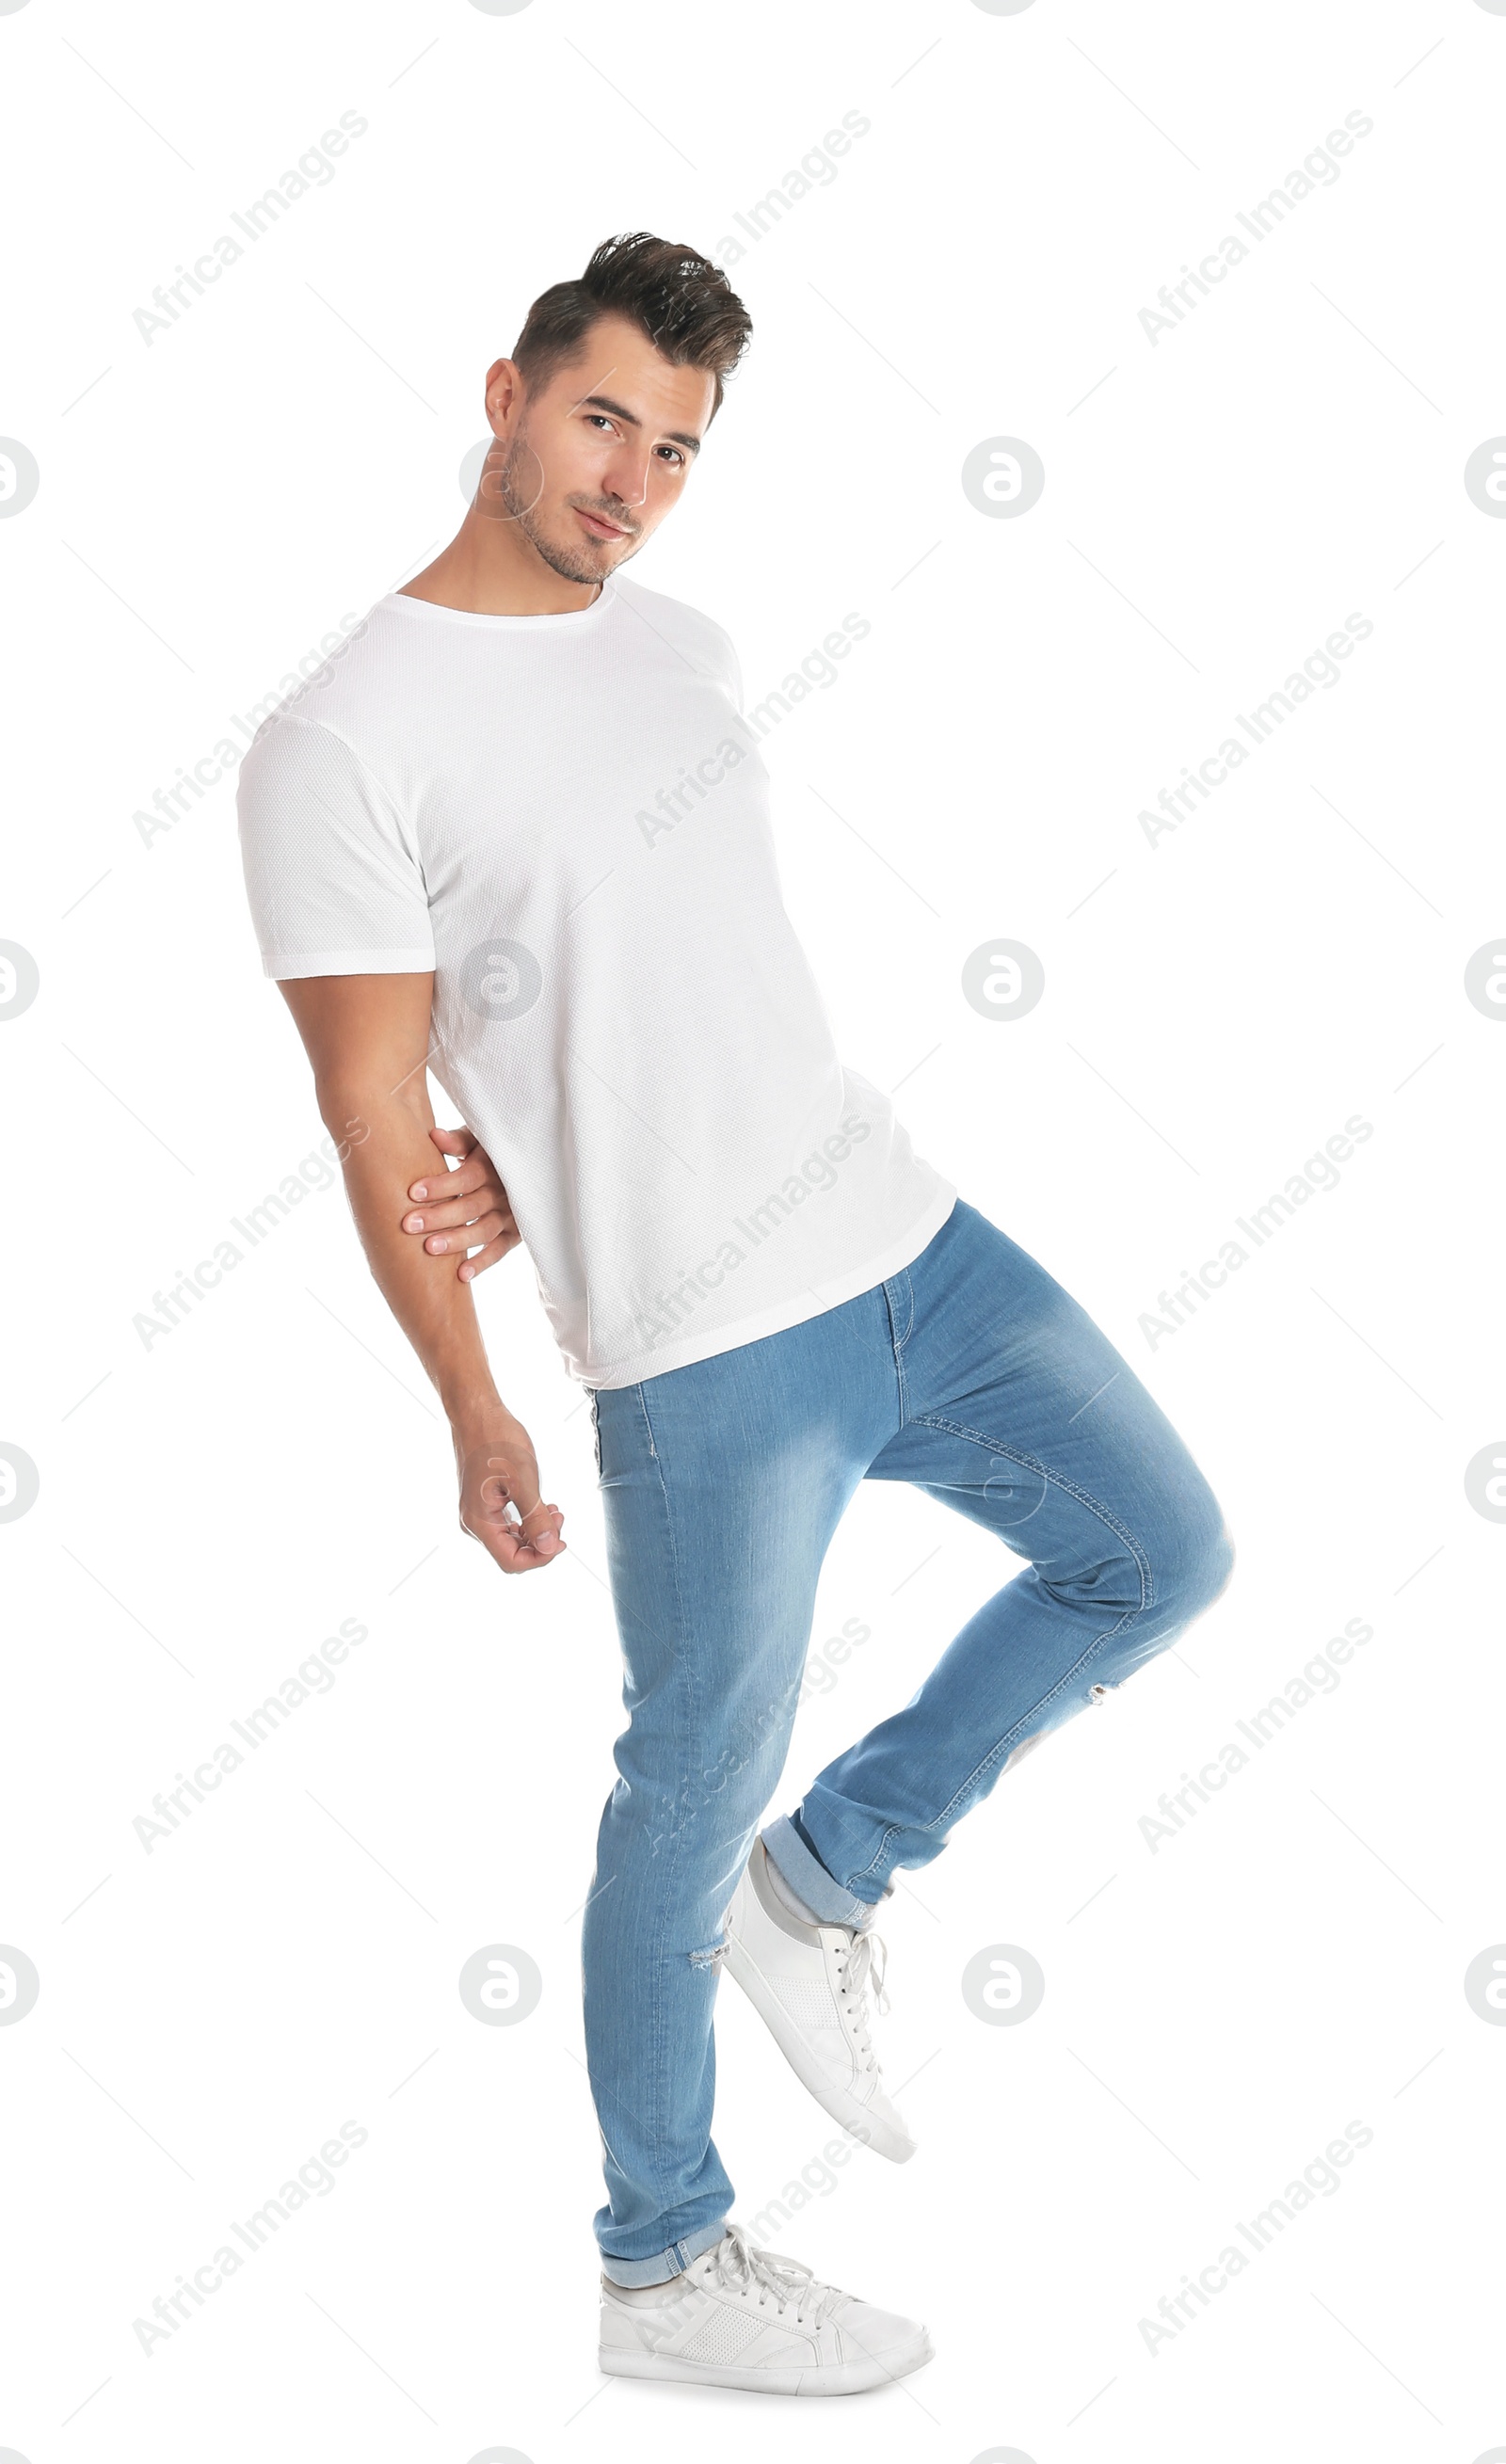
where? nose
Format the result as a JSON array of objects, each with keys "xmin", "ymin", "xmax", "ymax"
[{"xmin": 601, "ymin": 441, "xmax": 652, "ymax": 510}]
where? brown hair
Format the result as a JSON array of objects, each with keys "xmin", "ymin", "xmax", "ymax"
[{"xmin": 511, "ymin": 232, "xmax": 753, "ymax": 419}]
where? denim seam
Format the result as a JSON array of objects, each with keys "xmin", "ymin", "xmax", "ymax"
[
  {"xmin": 842, "ymin": 1410, "xmax": 1156, "ymax": 1884},
  {"xmin": 909, "ymin": 1410, "xmax": 1155, "ymax": 1591},
  {"xmin": 603, "ymin": 2220, "xmax": 730, "ymax": 2284},
  {"xmin": 632, "ymin": 1379, "xmax": 697, "ymax": 2219},
  {"xmin": 881, "ymin": 1271, "xmax": 915, "ymax": 1421}
]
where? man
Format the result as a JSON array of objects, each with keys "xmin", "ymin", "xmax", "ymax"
[{"xmin": 238, "ymin": 232, "xmax": 1234, "ymax": 2397}]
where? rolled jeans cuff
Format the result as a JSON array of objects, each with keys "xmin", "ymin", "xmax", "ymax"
[
  {"xmin": 761, "ymin": 1813, "xmax": 880, "ymax": 1929},
  {"xmin": 600, "ymin": 2217, "xmax": 729, "ymax": 2287}
]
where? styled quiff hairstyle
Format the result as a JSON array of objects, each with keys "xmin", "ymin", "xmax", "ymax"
[{"xmin": 511, "ymin": 232, "xmax": 753, "ymax": 419}]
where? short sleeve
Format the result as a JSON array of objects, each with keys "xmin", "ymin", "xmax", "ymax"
[{"xmin": 236, "ymin": 714, "xmax": 436, "ymax": 980}]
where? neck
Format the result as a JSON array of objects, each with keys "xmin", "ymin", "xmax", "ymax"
[{"xmin": 399, "ymin": 508, "xmax": 604, "ymax": 617}]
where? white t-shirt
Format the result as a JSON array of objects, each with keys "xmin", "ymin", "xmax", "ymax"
[{"xmin": 236, "ymin": 577, "xmax": 955, "ymax": 1388}]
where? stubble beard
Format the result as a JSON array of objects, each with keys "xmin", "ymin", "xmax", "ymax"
[{"xmin": 487, "ymin": 424, "xmax": 639, "ymax": 586}]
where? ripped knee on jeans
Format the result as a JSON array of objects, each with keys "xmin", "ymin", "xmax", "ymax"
[{"xmin": 688, "ymin": 1939, "xmax": 729, "ymax": 1973}]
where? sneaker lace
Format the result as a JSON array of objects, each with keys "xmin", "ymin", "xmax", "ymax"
[
  {"xmin": 710, "ymin": 2222, "xmax": 844, "ymax": 2328},
  {"xmin": 834, "ymin": 1926, "xmax": 890, "ymax": 2075}
]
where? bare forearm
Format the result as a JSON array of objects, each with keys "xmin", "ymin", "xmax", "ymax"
[
  {"xmin": 274, "ymin": 972, "xmax": 562, "ymax": 1572},
  {"xmin": 322, "ymin": 1085, "xmax": 502, "ymax": 1428}
]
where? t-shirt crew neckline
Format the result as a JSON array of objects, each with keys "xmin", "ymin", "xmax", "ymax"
[{"xmin": 384, "ymin": 580, "xmax": 617, "ymax": 633}]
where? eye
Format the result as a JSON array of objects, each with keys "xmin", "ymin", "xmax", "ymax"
[
  {"xmin": 584, "ymin": 412, "xmax": 616, "ymax": 434},
  {"xmin": 657, "ymin": 444, "xmax": 686, "ymax": 468}
]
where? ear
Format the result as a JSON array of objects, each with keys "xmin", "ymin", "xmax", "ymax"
[{"xmin": 484, "ymin": 357, "xmax": 523, "ymax": 437}]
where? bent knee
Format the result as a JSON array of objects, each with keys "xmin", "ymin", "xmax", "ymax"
[{"xmin": 1167, "ymin": 1501, "xmax": 1235, "ymax": 1621}]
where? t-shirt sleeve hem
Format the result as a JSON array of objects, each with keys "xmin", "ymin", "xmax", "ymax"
[{"xmin": 262, "ymin": 947, "xmax": 436, "ymax": 980}]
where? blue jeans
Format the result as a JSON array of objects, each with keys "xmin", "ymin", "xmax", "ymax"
[{"xmin": 583, "ymin": 1198, "xmax": 1234, "ymax": 2282}]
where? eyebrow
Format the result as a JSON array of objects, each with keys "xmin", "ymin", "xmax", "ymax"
[{"xmin": 578, "ymin": 392, "xmax": 702, "ymax": 457}]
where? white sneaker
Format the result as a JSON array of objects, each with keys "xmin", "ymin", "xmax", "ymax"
[
  {"xmin": 723, "ymin": 1837, "xmax": 916, "ymax": 2162},
  {"xmin": 599, "ymin": 2221, "xmax": 933, "ymax": 2395}
]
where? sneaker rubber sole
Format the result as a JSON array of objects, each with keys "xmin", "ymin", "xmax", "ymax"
[
  {"xmin": 599, "ymin": 2325, "xmax": 935, "ymax": 2395},
  {"xmin": 722, "ymin": 1931, "xmax": 915, "ymax": 2163}
]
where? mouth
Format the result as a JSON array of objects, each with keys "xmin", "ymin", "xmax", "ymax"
[{"xmin": 574, "ymin": 506, "xmax": 633, "ymax": 543}]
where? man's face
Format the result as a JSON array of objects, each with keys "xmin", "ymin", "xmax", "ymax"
[{"xmin": 477, "ymin": 312, "xmax": 714, "ymax": 584}]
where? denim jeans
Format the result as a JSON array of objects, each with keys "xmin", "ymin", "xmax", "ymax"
[{"xmin": 582, "ymin": 1197, "xmax": 1234, "ymax": 2282}]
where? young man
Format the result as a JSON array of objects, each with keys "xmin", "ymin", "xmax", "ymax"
[{"xmin": 238, "ymin": 232, "xmax": 1234, "ymax": 2398}]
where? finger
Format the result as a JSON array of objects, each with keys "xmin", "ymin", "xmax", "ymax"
[
  {"xmin": 470, "ymin": 1498, "xmax": 566, "ymax": 1572},
  {"xmin": 458, "ymin": 1468, "xmax": 567, "ymax": 1567},
  {"xmin": 407, "ymin": 1197, "xmax": 512, "ymax": 1241},
  {"xmin": 465, "ymin": 1497, "xmax": 567, "ymax": 1557},
  {"xmin": 425, "ymin": 1213, "xmax": 509, "ymax": 1257},
  {"xmin": 457, "ymin": 1228, "xmax": 521, "ymax": 1282},
  {"xmin": 503, "ymin": 1502, "xmax": 565, "ymax": 1540},
  {"xmin": 512, "ymin": 1496, "xmax": 565, "ymax": 1555},
  {"xmin": 427, "ymin": 1125, "xmax": 477, "ymax": 1160},
  {"xmin": 492, "ymin": 1529, "xmax": 567, "ymax": 1573},
  {"xmin": 407, "ymin": 1154, "xmax": 496, "ymax": 1208},
  {"xmin": 460, "ymin": 1447, "xmax": 564, "ymax": 1565}
]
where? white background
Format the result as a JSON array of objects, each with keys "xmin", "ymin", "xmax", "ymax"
[{"xmin": 1, "ymin": 2, "xmax": 1502, "ymax": 2458}]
